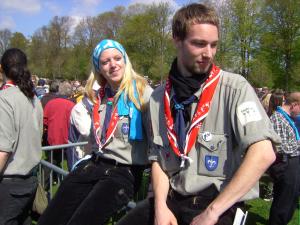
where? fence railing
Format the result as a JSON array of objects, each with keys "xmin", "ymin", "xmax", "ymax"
[
  {"xmin": 39, "ymin": 141, "xmax": 88, "ymax": 198},
  {"xmin": 38, "ymin": 141, "xmax": 150, "ymax": 223}
]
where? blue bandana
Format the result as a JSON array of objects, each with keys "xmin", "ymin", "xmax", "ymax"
[{"xmin": 92, "ymin": 39, "xmax": 126, "ymax": 72}]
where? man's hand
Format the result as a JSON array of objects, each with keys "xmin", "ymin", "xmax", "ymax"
[
  {"xmin": 152, "ymin": 161, "xmax": 177, "ymax": 225},
  {"xmin": 191, "ymin": 140, "xmax": 275, "ymax": 225},
  {"xmin": 190, "ymin": 207, "xmax": 219, "ymax": 225},
  {"xmin": 0, "ymin": 151, "xmax": 9, "ymax": 174},
  {"xmin": 155, "ymin": 204, "xmax": 178, "ymax": 225}
]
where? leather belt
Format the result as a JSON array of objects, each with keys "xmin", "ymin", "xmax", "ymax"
[{"xmin": 93, "ymin": 153, "xmax": 130, "ymax": 167}]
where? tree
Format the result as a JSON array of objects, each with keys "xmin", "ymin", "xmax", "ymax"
[
  {"xmin": 262, "ymin": 0, "xmax": 300, "ymax": 91},
  {"xmin": 9, "ymin": 32, "xmax": 28, "ymax": 51},
  {"xmin": 48, "ymin": 16, "xmax": 74, "ymax": 78},
  {"xmin": 28, "ymin": 26, "xmax": 51, "ymax": 77},
  {"xmin": 0, "ymin": 29, "xmax": 12, "ymax": 56},
  {"xmin": 119, "ymin": 3, "xmax": 175, "ymax": 82},
  {"xmin": 93, "ymin": 6, "xmax": 125, "ymax": 42},
  {"xmin": 216, "ymin": 0, "xmax": 260, "ymax": 78}
]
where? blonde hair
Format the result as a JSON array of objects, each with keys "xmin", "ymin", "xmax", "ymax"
[
  {"xmin": 94, "ymin": 53, "xmax": 147, "ymax": 111},
  {"xmin": 84, "ymin": 72, "xmax": 97, "ymax": 104}
]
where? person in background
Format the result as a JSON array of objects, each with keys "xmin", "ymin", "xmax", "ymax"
[
  {"xmin": 0, "ymin": 48, "xmax": 43, "ymax": 225},
  {"xmin": 37, "ymin": 39, "xmax": 153, "ymax": 225},
  {"xmin": 40, "ymin": 79, "xmax": 60, "ymax": 109},
  {"xmin": 261, "ymin": 87, "xmax": 271, "ymax": 112},
  {"xmin": 71, "ymin": 80, "xmax": 85, "ymax": 103},
  {"xmin": 35, "ymin": 78, "xmax": 48, "ymax": 99},
  {"xmin": 31, "ymin": 74, "xmax": 39, "ymax": 87},
  {"xmin": 267, "ymin": 89, "xmax": 285, "ymax": 117},
  {"xmin": 66, "ymin": 73, "xmax": 100, "ymax": 170},
  {"xmin": 116, "ymin": 3, "xmax": 279, "ymax": 225},
  {"xmin": 268, "ymin": 92, "xmax": 300, "ymax": 225},
  {"xmin": 43, "ymin": 81, "xmax": 75, "ymax": 175},
  {"xmin": 58, "ymin": 80, "xmax": 76, "ymax": 103},
  {"xmin": 294, "ymin": 113, "xmax": 300, "ymax": 134}
]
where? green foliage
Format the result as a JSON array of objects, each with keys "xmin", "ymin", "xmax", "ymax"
[
  {"xmin": 0, "ymin": 0, "xmax": 299, "ymax": 88},
  {"xmin": 260, "ymin": 0, "xmax": 300, "ymax": 91},
  {"xmin": 118, "ymin": 2, "xmax": 175, "ymax": 83},
  {"xmin": 9, "ymin": 32, "xmax": 28, "ymax": 51},
  {"xmin": 246, "ymin": 199, "xmax": 299, "ymax": 225}
]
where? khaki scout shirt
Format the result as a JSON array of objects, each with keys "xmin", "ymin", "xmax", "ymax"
[
  {"xmin": 0, "ymin": 87, "xmax": 43, "ymax": 175},
  {"xmin": 149, "ymin": 71, "xmax": 280, "ymax": 201},
  {"xmin": 93, "ymin": 84, "xmax": 153, "ymax": 165}
]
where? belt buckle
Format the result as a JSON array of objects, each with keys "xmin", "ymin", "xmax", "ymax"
[{"xmin": 193, "ymin": 196, "xmax": 198, "ymax": 205}]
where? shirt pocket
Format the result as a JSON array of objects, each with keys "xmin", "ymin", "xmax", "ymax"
[
  {"xmin": 153, "ymin": 135, "xmax": 180, "ymax": 174},
  {"xmin": 114, "ymin": 116, "xmax": 130, "ymax": 142},
  {"xmin": 196, "ymin": 133, "xmax": 229, "ymax": 177}
]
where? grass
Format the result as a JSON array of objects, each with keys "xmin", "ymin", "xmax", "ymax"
[{"xmin": 246, "ymin": 199, "xmax": 299, "ymax": 225}]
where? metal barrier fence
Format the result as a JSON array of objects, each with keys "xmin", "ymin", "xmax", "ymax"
[
  {"xmin": 39, "ymin": 141, "xmax": 88, "ymax": 198},
  {"xmin": 39, "ymin": 141, "xmax": 150, "ymax": 224},
  {"xmin": 39, "ymin": 141, "xmax": 150, "ymax": 199}
]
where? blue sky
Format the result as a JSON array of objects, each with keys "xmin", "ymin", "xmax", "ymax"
[{"xmin": 0, "ymin": 0, "xmax": 198, "ymax": 38}]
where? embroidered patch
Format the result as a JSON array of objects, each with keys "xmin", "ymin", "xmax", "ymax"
[
  {"xmin": 237, "ymin": 101, "xmax": 262, "ymax": 126},
  {"xmin": 205, "ymin": 155, "xmax": 218, "ymax": 171},
  {"xmin": 121, "ymin": 123, "xmax": 130, "ymax": 135}
]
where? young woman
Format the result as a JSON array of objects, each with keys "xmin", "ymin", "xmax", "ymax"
[
  {"xmin": 0, "ymin": 48, "xmax": 43, "ymax": 224},
  {"xmin": 38, "ymin": 39, "xmax": 153, "ymax": 225}
]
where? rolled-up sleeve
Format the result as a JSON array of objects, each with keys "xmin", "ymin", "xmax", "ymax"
[{"xmin": 0, "ymin": 97, "xmax": 16, "ymax": 152}]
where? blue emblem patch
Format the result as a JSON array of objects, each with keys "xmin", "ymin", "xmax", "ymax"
[
  {"xmin": 121, "ymin": 123, "xmax": 130, "ymax": 135},
  {"xmin": 205, "ymin": 155, "xmax": 218, "ymax": 171}
]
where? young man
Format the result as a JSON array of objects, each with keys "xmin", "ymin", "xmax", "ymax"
[
  {"xmin": 117, "ymin": 3, "xmax": 280, "ymax": 225},
  {"xmin": 268, "ymin": 92, "xmax": 300, "ymax": 225}
]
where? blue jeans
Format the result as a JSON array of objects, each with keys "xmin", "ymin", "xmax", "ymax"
[
  {"xmin": 37, "ymin": 157, "xmax": 143, "ymax": 225},
  {"xmin": 0, "ymin": 176, "xmax": 37, "ymax": 225}
]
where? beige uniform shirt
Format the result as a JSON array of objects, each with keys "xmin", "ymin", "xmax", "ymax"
[
  {"xmin": 93, "ymin": 84, "xmax": 153, "ymax": 166},
  {"xmin": 149, "ymin": 71, "xmax": 280, "ymax": 201},
  {"xmin": 0, "ymin": 87, "xmax": 43, "ymax": 175}
]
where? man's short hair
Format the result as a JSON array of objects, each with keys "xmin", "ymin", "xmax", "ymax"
[
  {"xmin": 59, "ymin": 81, "xmax": 73, "ymax": 97},
  {"xmin": 172, "ymin": 3, "xmax": 219, "ymax": 40},
  {"xmin": 284, "ymin": 92, "xmax": 300, "ymax": 105},
  {"xmin": 37, "ymin": 78, "xmax": 46, "ymax": 86},
  {"xmin": 49, "ymin": 80, "xmax": 60, "ymax": 93}
]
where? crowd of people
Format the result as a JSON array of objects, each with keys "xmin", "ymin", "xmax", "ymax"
[
  {"xmin": 256, "ymin": 87, "xmax": 300, "ymax": 225},
  {"xmin": 0, "ymin": 3, "xmax": 299, "ymax": 225}
]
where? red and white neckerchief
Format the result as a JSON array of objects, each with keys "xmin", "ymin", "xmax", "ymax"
[
  {"xmin": 0, "ymin": 80, "xmax": 16, "ymax": 90},
  {"xmin": 164, "ymin": 64, "xmax": 221, "ymax": 168},
  {"xmin": 92, "ymin": 83, "xmax": 119, "ymax": 152}
]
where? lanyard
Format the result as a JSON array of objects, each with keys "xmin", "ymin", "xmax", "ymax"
[
  {"xmin": 164, "ymin": 64, "xmax": 221, "ymax": 167},
  {"xmin": 1, "ymin": 80, "xmax": 16, "ymax": 90},
  {"xmin": 92, "ymin": 85, "xmax": 119, "ymax": 152}
]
